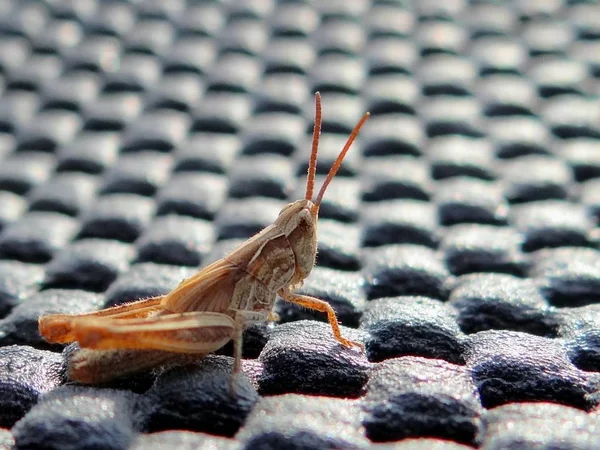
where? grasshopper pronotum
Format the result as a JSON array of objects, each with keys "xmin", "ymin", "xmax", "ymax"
[{"xmin": 38, "ymin": 93, "xmax": 369, "ymax": 384}]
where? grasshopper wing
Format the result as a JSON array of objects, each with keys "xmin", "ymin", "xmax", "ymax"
[
  {"xmin": 39, "ymin": 296, "xmax": 164, "ymax": 344},
  {"xmin": 40, "ymin": 258, "xmax": 245, "ymax": 345},
  {"xmin": 161, "ymin": 257, "xmax": 245, "ymax": 314},
  {"xmin": 163, "ymin": 224, "xmax": 294, "ymax": 314}
]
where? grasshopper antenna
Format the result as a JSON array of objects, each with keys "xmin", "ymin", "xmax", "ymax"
[
  {"xmin": 312, "ymin": 111, "xmax": 370, "ymax": 213},
  {"xmin": 305, "ymin": 92, "xmax": 322, "ymax": 201}
]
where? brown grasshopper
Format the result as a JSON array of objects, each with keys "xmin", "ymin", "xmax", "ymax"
[{"xmin": 38, "ymin": 93, "xmax": 369, "ymax": 384}]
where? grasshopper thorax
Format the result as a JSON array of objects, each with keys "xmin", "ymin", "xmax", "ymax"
[{"xmin": 275, "ymin": 198, "xmax": 318, "ymax": 283}]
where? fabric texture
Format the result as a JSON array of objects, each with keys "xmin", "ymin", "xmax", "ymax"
[{"xmin": 0, "ymin": 0, "xmax": 599, "ymax": 449}]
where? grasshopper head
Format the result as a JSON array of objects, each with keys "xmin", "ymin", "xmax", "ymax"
[
  {"xmin": 274, "ymin": 93, "xmax": 369, "ymax": 283},
  {"xmin": 275, "ymin": 198, "xmax": 318, "ymax": 282}
]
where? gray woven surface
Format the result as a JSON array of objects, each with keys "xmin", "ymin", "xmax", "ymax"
[{"xmin": 0, "ymin": 0, "xmax": 600, "ymax": 448}]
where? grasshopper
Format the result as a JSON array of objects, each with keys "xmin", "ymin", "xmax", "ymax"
[{"xmin": 38, "ymin": 93, "xmax": 369, "ymax": 384}]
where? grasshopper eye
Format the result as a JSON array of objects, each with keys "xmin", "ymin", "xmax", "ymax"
[{"xmin": 278, "ymin": 202, "xmax": 294, "ymax": 216}]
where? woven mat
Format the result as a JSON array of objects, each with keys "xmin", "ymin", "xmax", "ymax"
[{"xmin": 0, "ymin": 0, "xmax": 600, "ymax": 449}]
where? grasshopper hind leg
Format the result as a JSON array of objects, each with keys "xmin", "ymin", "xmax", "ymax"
[
  {"xmin": 68, "ymin": 310, "xmax": 268, "ymax": 385},
  {"xmin": 65, "ymin": 311, "xmax": 236, "ymax": 384},
  {"xmin": 70, "ymin": 311, "xmax": 236, "ymax": 353},
  {"xmin": 67, "ymin": 347, "xmax": 183, "ymax": 384}
]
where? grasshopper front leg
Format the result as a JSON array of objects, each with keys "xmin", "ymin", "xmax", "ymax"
[{"xmin": 278, "ymin": 287, "xmax": 364, "ymax": 351}]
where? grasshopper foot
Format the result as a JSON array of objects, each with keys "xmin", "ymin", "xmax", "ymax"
[{"xmin": 337, "ymin": 337, "xmax": 365, "ymax": 353}]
